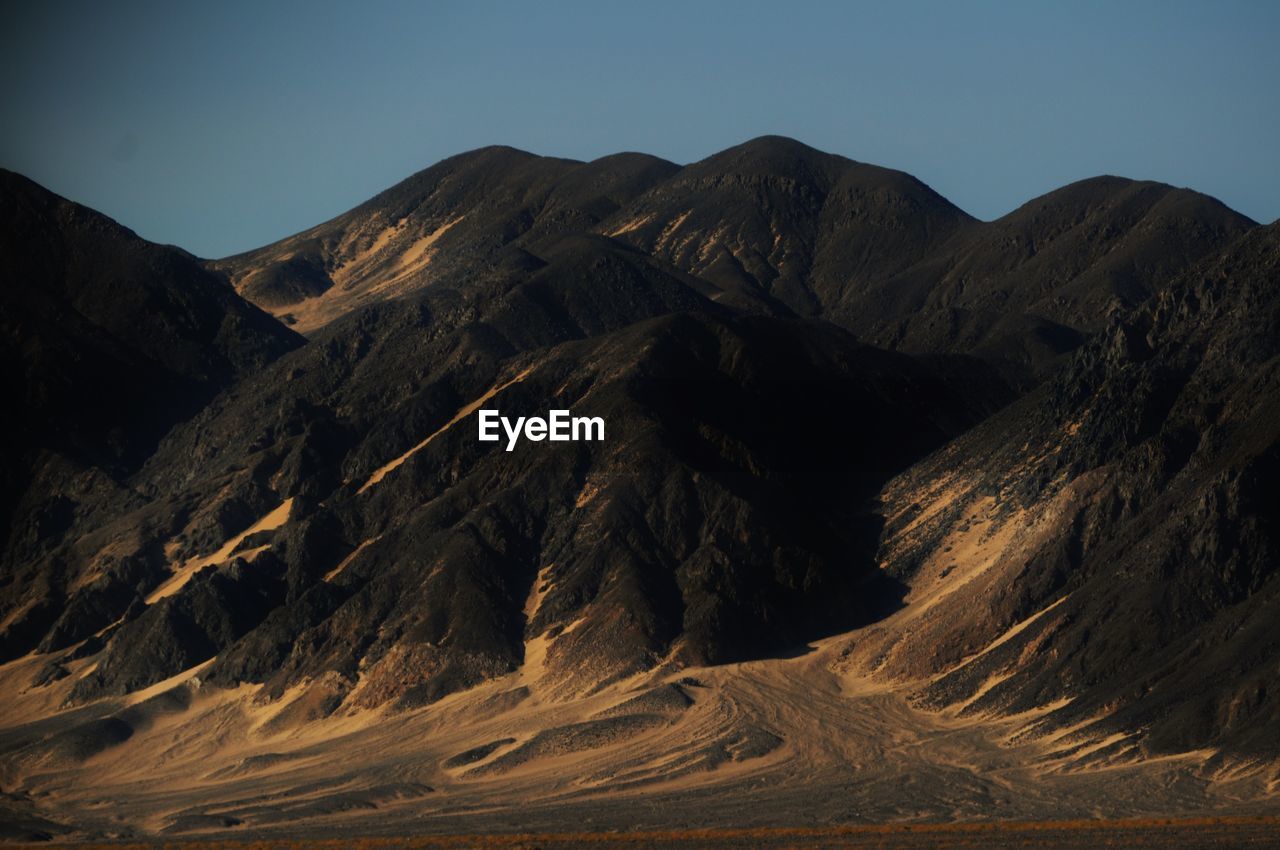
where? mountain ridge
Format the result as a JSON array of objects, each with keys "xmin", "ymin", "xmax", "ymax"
[{"xmin": 211, "ymin": 137, "xmax": 1255, "ymax": 388}]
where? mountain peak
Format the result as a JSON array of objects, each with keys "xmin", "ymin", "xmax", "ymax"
[
  {"xmin": 1009, "ymin": 174, "xmax": 1254, "ymax": 226},
  {"xmin": 686, "ymin": 135, "xmax": 848, "ymax": 177}
]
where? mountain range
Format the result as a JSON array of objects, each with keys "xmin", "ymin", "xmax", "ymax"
[{"xmin": 1, "ymin": 137, "xmax": 1276, "ymax": 841}]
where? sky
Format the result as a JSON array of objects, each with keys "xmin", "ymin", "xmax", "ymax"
[{"xmin": 3, "ymin": 0, "xmax": 1278, "ymax": 258}]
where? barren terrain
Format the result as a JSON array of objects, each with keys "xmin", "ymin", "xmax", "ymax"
[{"xmin": 1, "ymin": 595, "xmax": 1273, "ymax": 841}]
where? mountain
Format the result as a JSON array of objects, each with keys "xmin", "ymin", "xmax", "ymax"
[
  {"xmin": 8, "ymin": 222, "xmax": 1008, "ymax": 701},
  {"xmin": 0, "ymin": 140, "xmax": 1276, "ymax": 840},
  {"xmin": 0, "ymin": 169, "xmax": 301, "ymax": 472},
  {"xmin": 848, "ymin": 221, "xmax": 1280, "ymax": 763},
  {"xmin": 219, "ymin": 137, "xmax": 1253, "ymax": 390},
  {"xmin": 591, "ymin": 139, "xmax": 1253, "ymax": 386},
  {"xmin": 214, "ymin": 147, "xmax": 681, "ymax": 333},
  {"xmin": 0, "ymin": 169, "xmax": 301, "ymax": 665},
  {"xmin": 592, "ymin": 135, "xmax": 975, "ymax": 317},
  {"xmin": 846, "ymin": 176, "xmax": 1256, "ymax": 386}
]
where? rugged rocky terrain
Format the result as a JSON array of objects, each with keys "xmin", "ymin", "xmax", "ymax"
[{"xmin": 0, "ymin": 139, "xmax": 1276, "ymax": 841}]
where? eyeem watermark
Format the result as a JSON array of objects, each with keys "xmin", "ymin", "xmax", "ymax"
[{"xmin": 478, "ymin": 409, "xmax": 605, "ymax": 451}]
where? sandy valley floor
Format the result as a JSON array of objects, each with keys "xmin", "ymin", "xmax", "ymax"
[{"xmin": 1, "ymin": 610, "xmax": 1275, "ymax": 843}]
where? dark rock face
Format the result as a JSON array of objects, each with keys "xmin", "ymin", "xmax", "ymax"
[
  {"xmin": 1, "ymin": 139, "xmax": 1275, "ymax": 775},
  {"xmin": 1, "ymin": 169, "xmax": 301, "ymax": 469},
  {"xmin": 876, "ymin": 223, "xmax": 1280, "ymax": 762},
  {"xmin": 833, "ymin": 176, "xmax": 1254, "ymax": 384},
  {"xmin": 0, "ymin": 169, "xmax": 301, "ymax": 660},
  {"xmin": 1028, "ymin": 223, "xmax": 1280, "ymax": 760}
]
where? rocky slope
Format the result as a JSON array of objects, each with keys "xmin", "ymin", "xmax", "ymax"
[
  {"xmin": 0, "ymin": 169, "xmax": 301, "ymax": 665},
  {"xmin": 844, "ymin": 221, "xmax": 1280, "ymax": 766}
]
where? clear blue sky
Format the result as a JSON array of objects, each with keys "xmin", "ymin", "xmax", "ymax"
[{"xmin": 3, "ymin": 1, "xmax": 1277, "ymax": 258}]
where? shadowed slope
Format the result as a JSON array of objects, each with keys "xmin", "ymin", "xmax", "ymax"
[{"xmin": 0, "ymin": 171, "xmax": 302, "ymax": 659}]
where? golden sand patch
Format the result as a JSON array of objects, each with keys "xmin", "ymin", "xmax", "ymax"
[
  {"xmin": 357, "ymin": 365, "xmax": 535, "ymax": 495},
  {"xmin": 323, "ymin": 536, "xmax": 381, "ymax": 583},
  {"xmin": 145, "ymin": 498, "xmax": 293, "ymax": 604},
  {"xmin": 603, "ymin": 214, "xmax": 654, "ymax": 238}
]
